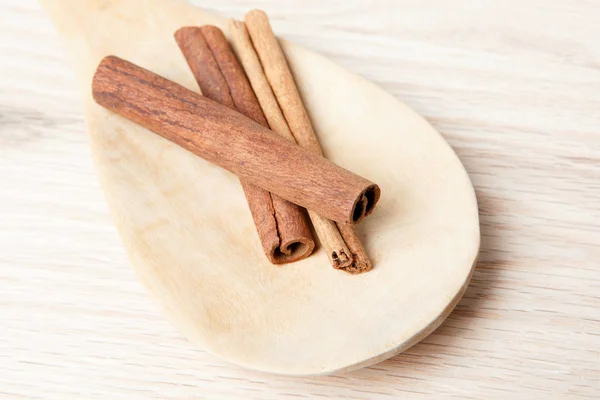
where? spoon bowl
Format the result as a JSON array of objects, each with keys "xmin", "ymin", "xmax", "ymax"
[{"xmin": 40, "ymin": 0, "xmax": 480, "ymax": 375}]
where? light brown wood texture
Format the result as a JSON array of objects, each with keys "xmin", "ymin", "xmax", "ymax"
[
  {"xmin": 1, "ymin": 0, "xmax": 598, "ymax": 398},
  {"xmin": 47, "ymin": 0, "xmax": 474, "ymax": 373},
  {"xmin": 48, "ymin": 0, "xmax": 477, "ymax": 374}
]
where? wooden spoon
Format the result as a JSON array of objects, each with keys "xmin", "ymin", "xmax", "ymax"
[{"xmin": 40, "ymin": 0, "xmax": 480, "ymax": 375}]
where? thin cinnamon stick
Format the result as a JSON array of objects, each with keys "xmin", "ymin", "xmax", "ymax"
[
  {"xmin": 336, "ymin": 222, "xmax": 371, "ymax": 274},
  {"xmin": 174, "ymin": 26, "xmax": 314, "ymax": 264},
  {"xmin": 92, "ymin": 56, "xmax": 379, "ymax": 225},
  {"xmin": 243, "ymin": 11, "xmax": 329, "ymax": 155},
  {"xmin": 242, "ymin": 10, "xmax": 375, "ymax": 273},
  {"xmin": 228, "ymin": 20, "xmax": 353, "ymax": 270}
]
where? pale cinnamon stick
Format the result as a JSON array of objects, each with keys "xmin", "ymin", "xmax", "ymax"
[
  {"xmin": 336, "ymin": 222, "xmax": 371, "ymax": 274},
  {"xmin": 174, "ymin": 26, "xmax": 314, "ymax": 264},
  {"xmin": 242, "ymin": 11, "xmax": 375, "ymax": 273},
  {"xmin": 228, "ymin": 20, "xmax": 353, "ymax": 271},
  {"xmin": 243, "ymin": 11, "xmax": 329, "ymax": 155},
  {"xmin": 92, "ymin": 56, "xmax": 379, "ymax": 225}
]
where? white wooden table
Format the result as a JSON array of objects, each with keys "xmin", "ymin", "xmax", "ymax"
[{"xmin": 1, "ymin": 0, "xmax": 599, "ymax": 398}]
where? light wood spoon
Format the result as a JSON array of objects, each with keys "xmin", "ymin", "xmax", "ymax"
[{"xmin": 40, "ymin": 0, "xmax": 480, "ymax": 375}]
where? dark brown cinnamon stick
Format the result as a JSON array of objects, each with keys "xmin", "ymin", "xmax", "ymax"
[
  {"xmin": 92, "ymin": 56, "xmax": 380, "ymax": 224},
  {"xmin": 174, "ymin": 26, "xmax": 314, "ymax": 264}
]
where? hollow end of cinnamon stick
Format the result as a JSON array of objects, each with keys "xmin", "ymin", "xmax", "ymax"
[
  {"xmin": 261, "ymin": 218, "xmax": 314, "ymax": 264},
  {"xmin": 351, "ymin": 184, "xmax": 381, "ymax": 224},
  {"xmin": 336, "ymin": 222, "xmax": 373, "ymax": 274},
  {"xmin": 272, "ymin": 238, "xmax": 315, "ymax": 264}
]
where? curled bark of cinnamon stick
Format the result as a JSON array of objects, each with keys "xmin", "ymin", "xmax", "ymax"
[
  {"xmin": 228, "ymin": 20, "xmax": 353, "ymax": 270},
  {"xmin": 336, "ymin": 222, "xmax": 371, "ymax": 274},
  {"xmin": 91, "ymin": 56, "xmax": 379, "ymax": 225},
  {"xmin": 241, "ymin": 11, "xmax": 375, "ymax": 273},
  {"xmin": 174, "ymin": 26, "xmax": 314, "ymax": 265}
]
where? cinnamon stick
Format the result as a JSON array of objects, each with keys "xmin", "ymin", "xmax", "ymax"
[
  {"xmin": 228, "ymin": 20, "xmax": 353, "ymax": 271},
  {"xmin": 174, "ymin": 26, "xmax": 314, "ymax": 264},
  {"xmin": 242, "ymin": 10, "xmax": 375, "ymax": 273},
  {"xmin": 92, "ymin": 56, "xmax": 380, "ymax": 225},
  {"xmin": 336, "ymin": 222, "xmax": 371, "ymax": 274}
]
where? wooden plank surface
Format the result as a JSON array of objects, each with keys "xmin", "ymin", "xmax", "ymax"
[{"xmin": 1, "ymin": 0, "xmax": 599, "ymax": 398}]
